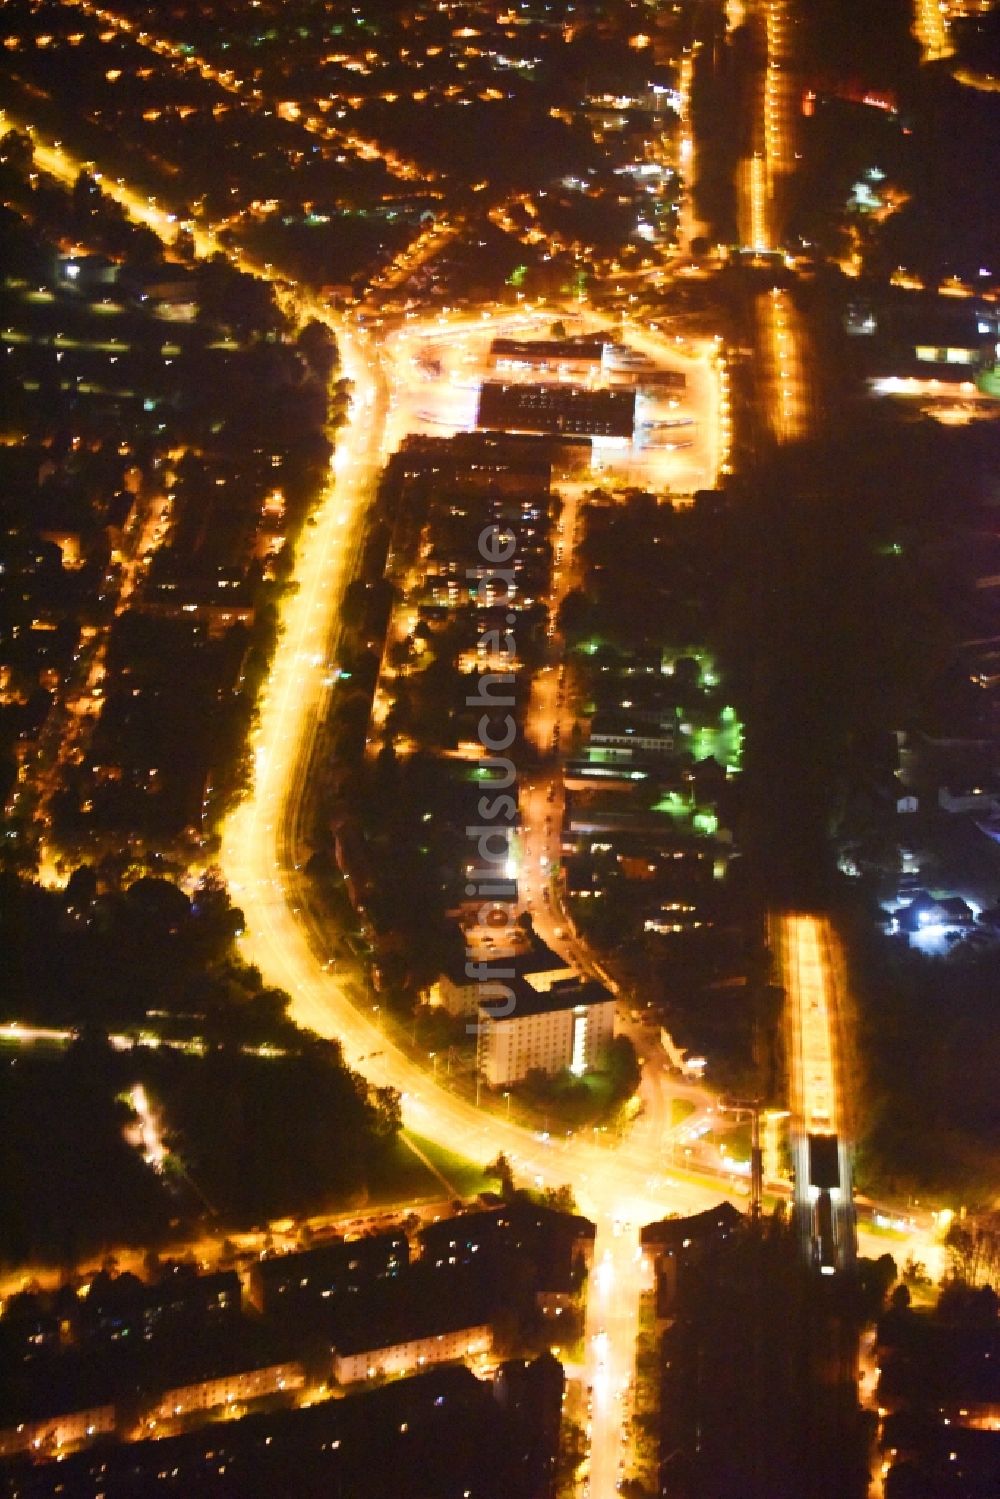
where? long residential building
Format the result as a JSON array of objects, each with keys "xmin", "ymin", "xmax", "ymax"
[
  {"xmin": 334, "ymin": 1324, "xmax": 491, "ymax": 1386},
  {"xmin": 0, "ymin": 1404, "xmax": 116, "ymax": 1462}
]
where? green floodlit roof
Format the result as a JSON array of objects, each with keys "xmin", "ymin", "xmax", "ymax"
[
  {"xmin": 469, "ymin": 762, "xmax": 515, "ymax": 779},
  {"xmin": 649, "ymin": 795, "xmax": 719, "ymax": 838},
  {"xmin": 652, "ymin": 791, "xmax": 689, "ymax": 816}
]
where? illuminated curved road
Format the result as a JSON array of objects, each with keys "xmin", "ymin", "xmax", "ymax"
[
  {"xmin": 9, "ymin": 104, "xmax": 951, "ymax": 1496},
  {"xmin": 217, "ymin": 309, "xmax": 732, "ymax": 1496},
  {"xmin": 0, "ymin": 103, "xmax": 697, "ymax": 1490},
  {"xmin": 215, "ymin": 302, "xmax": 945, "ymax": 1493}
]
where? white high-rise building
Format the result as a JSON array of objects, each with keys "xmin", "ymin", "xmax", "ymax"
[{"xmin": 476, "ymin": 976, "xmax": 616, "ymax": 1087}]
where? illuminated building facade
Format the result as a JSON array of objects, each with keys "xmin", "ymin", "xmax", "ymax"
[{"xmin": 476, "ymin": 976, "xmax": 615, "ymax": 1086}]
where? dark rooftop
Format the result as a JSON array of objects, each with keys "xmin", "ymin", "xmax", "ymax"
[
  {"xmin": 641, "ymin": 1201, "xmax": 744, "ymax": 1250},
  {"xmin": 477, "ymin": 382, "xmax": 636, "ymax": 440},
  {"xmin": 478, "ymin": 974, "xmax": 614, "ymax": 1021}
]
